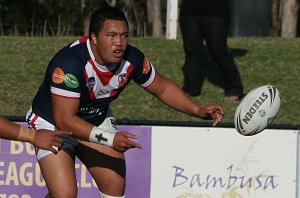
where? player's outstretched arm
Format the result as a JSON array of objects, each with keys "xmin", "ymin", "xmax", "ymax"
[
  {"xmin": 0, "ymin": 116, "xmax": 71, "ymax": 153},
  {"xmin": 145, "ymin": 71, "xmax": 224, "ymax": 126}
]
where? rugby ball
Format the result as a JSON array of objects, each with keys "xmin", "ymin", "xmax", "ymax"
[{"xmin": 234, "ymin": 85, "xmax": 280, "ymax": 136}]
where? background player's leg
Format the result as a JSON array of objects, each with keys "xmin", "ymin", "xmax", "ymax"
[
  {"xmin": 203, "ymin": 17, "xmax": 244, "ymax": 98},
  {"xmin": 180, "ymin": 14, "xmax": 205, "ymax": 96}
]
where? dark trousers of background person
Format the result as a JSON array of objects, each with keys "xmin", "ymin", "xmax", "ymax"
[{"xmin": 179, "ymin": 14, "xmax": 244, "ymax": 97}]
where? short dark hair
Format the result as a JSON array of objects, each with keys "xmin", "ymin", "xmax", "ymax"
[{"xmin": 89, "ymin": 6, "xmax": 129, "ymax": 39}]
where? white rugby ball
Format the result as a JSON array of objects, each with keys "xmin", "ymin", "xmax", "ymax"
[{"xmin": 234, "ymin": 85, "xmax": 280, "ymax": 136}]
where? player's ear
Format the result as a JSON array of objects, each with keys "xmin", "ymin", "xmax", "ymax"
[{"xmin": 91, "ymin": 33, "xmax": 97, "ymax": 46}]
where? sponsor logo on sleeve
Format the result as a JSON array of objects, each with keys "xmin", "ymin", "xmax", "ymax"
[
  {"xmin": 52, "ymin": 67, "xmax": 65, "ymax": 84},
  {"xmin": 142, "ymin": 57, "xmax": 151, "ymax": 74},
  {"xmin": 52, "ymin": 67, "xmax": 79, "ymax": 88}
]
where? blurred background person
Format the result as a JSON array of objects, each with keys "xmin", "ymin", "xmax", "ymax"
[{"xmin": 179, "ymin": 0, "xmax": 244, "ymax": 101}]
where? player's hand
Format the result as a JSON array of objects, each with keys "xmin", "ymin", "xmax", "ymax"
[
  {"xmin": 198, "ymin": 105, "xmax": 224, "ymax": 126},
  {"xmin": 112, "ymin": 131, "xmax": 142, "ymax": 152},
  {"xmin": 32, "ymin": 130, "xmax": 72, "ymax": 154}
]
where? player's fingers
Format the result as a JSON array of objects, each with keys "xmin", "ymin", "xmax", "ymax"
[
  {"xmin": 216, "ymin": 106, "xmax": 224, "ymax": 115},
  {"xmin": 208, "ymin": 106, "xmax": 224, "ymax": 115},
  {"xmin": 212, "ymin": 111, "xmax": 223, "ymax": 126},
  {"xmin": 124, "ymin": 132, "xmax": 139, "ymax": 139},
  {"xmin": 212, "ymin": 121, "xmax": 217, "ymax": 127},
  {"xmin": 126, "ymin": 140, "xmax": 142, "ymax": 149},
  {"xmin": 118, "ymin": 138, "xmax": 142, "ymax": 150},
  {"xmin": 212, "ymin": 118, "xmax": 220, "ymax": 127},
  {"xmin": 212, "ymin": 117, "xmax": 222, "ymax": 126},
  {"xmin": 125, "ymin": 133, "xmax": 142, "ymax": 148},
  {"xmin": 215, "ymin": 111, "xmax": 224, "ymax": 120}
]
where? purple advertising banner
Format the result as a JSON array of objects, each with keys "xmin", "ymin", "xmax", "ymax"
[
  {"xmin": 120, "ymin": 125, "xmax": 151, "ymax": 198},
  {"xmin": 0, "ymin": 124, "xmax": 151, "ymax": 198}
]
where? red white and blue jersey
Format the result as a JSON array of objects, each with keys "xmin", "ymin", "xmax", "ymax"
[{"xmin": 31, "ymin": 36, "xmax": 156, "ymax": 126}]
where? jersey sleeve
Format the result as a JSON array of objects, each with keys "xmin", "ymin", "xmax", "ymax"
[
  {"xmin": 128, "ymin": 46, "xmax": 156, "ymax": 88},
  {"xmin": 136, "ymin": 57, "xmax": 156, "ymax": 88},
  {"xmin": 49, "ymin": 51, "xmax": 84, "ymax": 99}
]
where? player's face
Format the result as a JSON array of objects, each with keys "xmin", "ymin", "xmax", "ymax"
[{"xmin": 91, "ymin": 20, "xmax": 129, "ymax": 65}]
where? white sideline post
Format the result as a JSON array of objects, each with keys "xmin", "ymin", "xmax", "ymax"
[{"xmin": 166, "ymin": 0, "xmax": 178, "ymax": 40}]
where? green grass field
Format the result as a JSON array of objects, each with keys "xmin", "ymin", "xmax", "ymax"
[{"xmin": 0, "ymin": 36, "xmax": 299, "ymax": 126}]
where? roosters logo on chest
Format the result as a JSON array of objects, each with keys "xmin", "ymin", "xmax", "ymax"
[{"xmin": 118, "ymin": 73, "xmax": 128, "ymax": 88}]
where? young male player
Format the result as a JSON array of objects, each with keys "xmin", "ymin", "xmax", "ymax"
[{"xmin": 26, "ymin": 6, "xmax": 224, "ymax": 197}]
